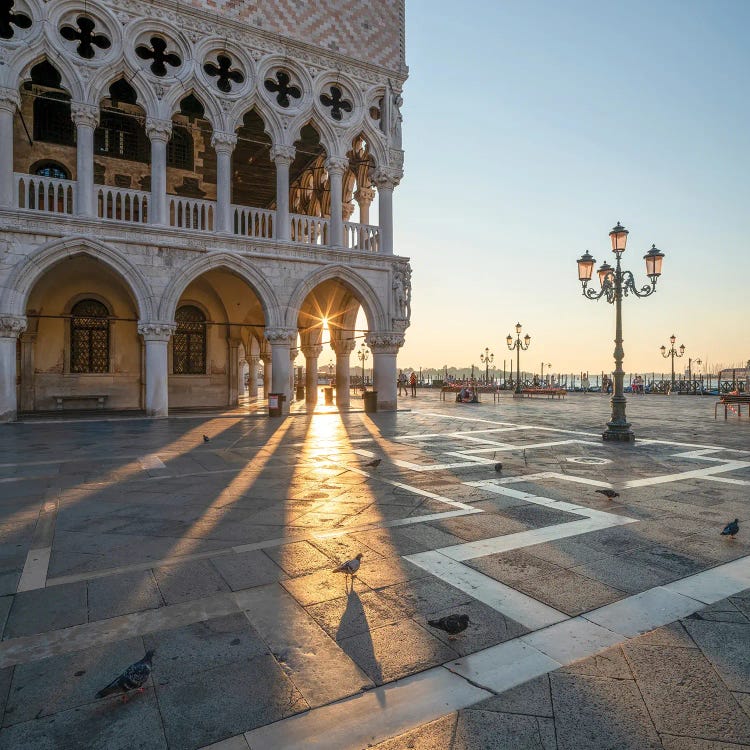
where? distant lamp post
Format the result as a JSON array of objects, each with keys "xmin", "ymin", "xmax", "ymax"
[
  {"xmin": 541, "ymin": 362, "xmax": 551, "ymax": 386},
  {"xmin": 661, "ymin": 334, "xmax": 685, "ymax": 390},
  {"xmin": 480, "ymin": 347, "xmax": 494, "ymax": 385},
  {"xmin": 328, "ymin": 359, "xmax": 333, "ymax": 385},
  {"xmin": 576, "ymin": 222, "xmax": 665, "ymax": 442},
  {"xmin": 507, "ymin": 322, "xmax": 531, "ymax": 394},
  {"xmin": 357, "ymin": 343, "xmax": 369, "ymax": 392}
]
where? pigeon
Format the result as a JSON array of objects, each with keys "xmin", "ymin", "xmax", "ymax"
[
  {"xmin": 363, "ymin": 458, "xmax": 381, "ymax": 468},
  {"xmin": 494, "ymin": 463, "xmax": 503, "ymax": 473},
  {"xmin": 595, "ymin": 489, "xmax": 619, "ymax": 499},
  {"xmin": 96, "ymin": 650, "xmax": 155, "ymax": 701},
  {"xmin": 721, "ymin": 519, "xmax": 739, "ymax": 538},
  {"xmin": 203, "ymin": 435, "xmax": 210, "ymax": 443},
  {"xmin": 333, "ymin": 553, "xmax": 363, "ymax": 576},
  {"xmin": 428, "ymin": 613, "xmax": 471, "ymax": 640}
]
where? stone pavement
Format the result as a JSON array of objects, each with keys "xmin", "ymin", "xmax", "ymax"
[{"xmin": 0, "ymin": 391, "xmax": 747, "ymax": 749}]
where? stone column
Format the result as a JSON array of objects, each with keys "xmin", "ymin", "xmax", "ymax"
[
  {"xmin": 228, "ymin": 338, "xmax": 241, "ymax": 406},
  {"xmin": 354, "ymin": 186, "xmax": 375, "ymax": 226},
  {"xmin": 19, "ymin": 331, "xmax": 36, "ymax": 412},
  {"xmin": 146, "ymin": 118, "xmax": 172, "ymax": 226},
  {"xmin": 0, "ymin": 316, "xmax": 26, "ymax": 422},
  {"xmin": 289, "ymin": 347, "xmax": 298, "ymax": 399},
  {"xmin": 71, "ymin": 103, "xmax": 99, "ymax": 218},
  {"xmin": 271, "ymin": 145, "xmax": 295, "ymax": 241},
  {"xmin": 138, "ymin": 322, "xmax": 175, "ymax": 418},
  {"xmin": 212, "ymin": 131, "xmax": 237, "ymax": 233},
  {"xmin": 325, "ymin": 157, "xmax": 348, "ymax": 248},
  {"xmin": 368, "ymin": 333, "xmax": 404, "ymax": 411},
  {"xmin": 302, "ymin": 345, "xmax": 322, "ymax": 407},
  {"xmin": 261, "ymin": 341, "xmax": 272, "ymax": 399},
  {"xmin": 331, "ymin": 337, "xmax": 355, "ymax": 409},
  {"xmin": 245, "ymin": 355, "xmax": 260, "ymax": 401},
  {"xmin": 264, "ymin": 328, "xmax": 296, "ymax": 414},
  {"xmin": 373, "ymin": 170, "xmax": 399, "ymax": 255},
  {"xmin": 0, "ymin": 88, "xmax": 20, "ymax": 209}
]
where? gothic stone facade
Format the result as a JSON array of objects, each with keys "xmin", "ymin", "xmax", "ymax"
[{"xmin": 0, "ymin": 0, "xmax": 410, "ymax": 420}]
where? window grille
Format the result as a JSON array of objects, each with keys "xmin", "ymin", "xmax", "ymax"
[
  {"xmin": 95, "ymin": 112, "xmax": 149, "ymax": 162},
  {"xmin": 70, "ymin": 299, "xmax": 109, "ymax": 373},
  {"xmin": 167, "ymin": 126, "xmax": 193, "ymax": 170},
  {"xmin": 33, "ymin": 95, "xmax": 75, "ymax": 146},
  {"xmin": 173, "ymin": 305, "xmax": 206, "ymax": 374}
]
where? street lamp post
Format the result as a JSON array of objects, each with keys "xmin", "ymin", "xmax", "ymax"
[
  {"xmin": 541, "ymin": 362, "xmax": 551, "ymax": 386},
  {"xmin": 328, "ymin": 360, "xmax": 333, "ymax": 385},
  {"xmin": 357, "ymin": 344, "xmax": 369, "ymax": 393},
  {"xmin": 660, "ymin": 335, "xmax": 685, "ymax": 391},
  {"xmin": 506, "ymin": 323, "xmax": 531, "ymax": 395},
  {"xmin": 480, "ymin": 347, "xmax": 494, "ymax": 385},
  {"xmin": 576, "ymin": 222, "xmax": 665, "ymax": 442}
]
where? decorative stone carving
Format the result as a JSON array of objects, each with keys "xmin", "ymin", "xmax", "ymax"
[
  {"xmin": 372, "ymin": 166, "xmax": 401, "ymax": 190},
  {"xmin": 145, "ymin": 118, "xmax": 173, "ymax": 142},
  {"xmin": 270, "ymin": 144, "xmax": 296, "ymax": 164},
  {"xmin": 211, "ymin": 131, "xmax": 238, "ymax": 153},
  {"xmin": 264, "ymin": 70, "xmax": 302, "ymax": 108},
  {"xmin": 0, "ymin": 2, "xmax": 31, "ymax": 41},
  {"xmin": 203, "ymin": 54, "xmax": 244, "ymax": 93},
  {"xmin": 0, "ymin": 316, "xmax": 27, "ymax": 338},
  {"xmin": 264, "ymin": 327, "xmax": 297, "ymax": 345},
  {"xmin": 366, "ymin": 332, "xmax": 405, "ymax": 352},
  {"xmin": 60, "ymin": 15, "xmax": 111, "ymax": 60},
  {"xmin": 324, "ymin": 156, "xmax": 349, "ymax": 175},
  {"xmin": 392, "ymin": 262, "xmax": 411, "ymax": 323},
  {"xmin": 301, "ymin": 345, "xmax": 323, "ymax": 359},
  {"xmin": 70, "ymin": 102, "xmax": 100, "ymax": 129},
  {"xmin": 330, "ymin": 337, "xmax": 356, "ymax": 356},
  {"xmin": 0, "ymin": 86, "xmax": 20, "ymax": 114},
  {"xmin": 136, "ymin": 35, "xmax": 182, "ymax": 77},
  {"xmin": 137, "ymin": 322, "xmax": 176, "ymax": 341},
  {"xmin": 354, "ymin": 187, "xmax": 376, "ymax": 206},
  {"xmin": 320, "ymin": 85, "xmax": 352, "ymax": 121}
]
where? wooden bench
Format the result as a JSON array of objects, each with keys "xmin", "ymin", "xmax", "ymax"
[
  {"xmin": 514, "ymin": 388, "xmax": 567, "ymax": 399},
  {"xmin": 53, "ymin": 394, "xmax": 108, "ymax": 410},
  {"xmin": 714, "ymin": 394, "xmax": 750, "ymax": 419}
]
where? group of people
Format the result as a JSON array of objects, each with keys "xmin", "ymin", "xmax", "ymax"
[
  {"xmin": 456, "ymin": 386, "xmax": 478, "ymax": 403},
  {"xmin": 398, "ymin": 370, "xmax": 418, "ymax": 397},
  {"xmin": 631, "ymin": 374, "xmax": 645, "ymax": 394}
]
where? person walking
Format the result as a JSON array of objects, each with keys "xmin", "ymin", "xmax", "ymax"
[
  {"xmin": 410, "ymin": 371, "xmax": 417, "ymax": 397},
  {"xmin": 398, "ymin": 369, "xmax": 406, "ymax": 396}
]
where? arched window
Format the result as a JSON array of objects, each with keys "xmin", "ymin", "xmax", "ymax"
[
  {"xmin": 33, "ymin": 94, "xmax": 74, "ymax": 146},
  {"xmin": 95, "ymin": 112, "xmax": 149, "ymax": 162},
  {"xmin": 173, "ymin": 305, "xmax": 206, "ymax": 374},
  {"xmin": 167, "ymin": 126, "xmax": 193, "ymax": 170},
  {"xmin": 70, "ymin": 299, "xmax": 110, "ymax": 373},
  {"xmin": 32, "ymin": 162, "xmax": 70, "ymax": 179}
]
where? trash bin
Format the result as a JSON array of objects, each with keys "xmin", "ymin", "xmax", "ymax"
[
  {"xmin": 323, "ymin": 386, "xmax": 334, "ymax": 405},
  {"xmin": 363, "ymin": 390, "xmax": 378, "ymax": 413},
  {"xmin": 268, "ymin": 392, "xmax": 285, "ymax": 417},
  {"xmin": 296, "ymin": 385, "xmax": 305, "ymax": 401}
]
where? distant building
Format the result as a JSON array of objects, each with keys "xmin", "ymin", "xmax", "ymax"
[{"xmin": 0, "ymin": 0, "xmax": 410, "ymax": 419}]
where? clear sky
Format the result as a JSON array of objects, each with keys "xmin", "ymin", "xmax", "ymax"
[{"xmin": 388, "ymin": 0, "xmax": 749, "ymax": 377}]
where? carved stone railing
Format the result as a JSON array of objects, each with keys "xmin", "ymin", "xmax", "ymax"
[
  {"xmin": 97, "ymin": 185, "xmax": 149, "ymax": 223},
  {"xmin": 15, "ymin": 173, "xmax": 75, "ymax": 215},
  {"xmin": 290, "ymin": 213, "xmax": 329, "ymax": 246},
  {"xmin": 344, "ymin": 221, "xmax": 379, "ymax": 252},
  {"xmin": 170, "ymin": 196, "xmax": 215, "ymax": 232},
  {"xmin": 233, "ymin": 204, "xmax": 275, "ymax": 239}
]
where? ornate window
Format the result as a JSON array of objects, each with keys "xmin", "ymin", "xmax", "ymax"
[
  {"xmin": 33, "ymin": 94, "xmax": 74, "ymax": 146},
  {"xmin": 95, "ymin": 112, "xmax": 149, "ymax": 162},
  {"xmin": 204, "ymin": 55, "xmax": 244, "ymax": 93},
  {"xmin": 173, "ymin": 305, "xmax": 206, "ymax": 374},
  {"xmin": 59, "ymin": 16, "xmax": 110, "ymax": 59},
  {"xmin": 33, "ymin": 161, "xmax": 70, "ymax": 179},
  {"xmin": 0, "ymin": 1, "xmax": 32, "ymax": 40},
  {"xmin": 167, "ymin": 126, "xmax": 193, "ymax": 170},
  {"xmin": 135, "ymin": 36, "xmax": 182, "ymax": 77},
  {"xmin": 264, "ymin": 71, "xmax": 301, "ymax": 108},
  {"xmin": 320, "ymin": 86, "xmax": 352, "ymax": 121},
  {"xmin": 70, "ymin": 299, "xmax": 109, "ymax": 373}
]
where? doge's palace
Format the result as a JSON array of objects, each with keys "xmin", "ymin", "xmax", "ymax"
[{"xmin": 0, "ymin": 0, "xmax": 409, "ymax": 420}]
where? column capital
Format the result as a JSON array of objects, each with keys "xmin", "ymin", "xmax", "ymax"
[
  {"xmin": 289, "ymin": 347, "xmax": 299, "ymax": 360},
  {"xmin": 211, "ymin": 131, "xmax": 238, "ymax": 153},
  {"xmin": 0, "ymin": 315, "xmax": 27, "ymax": 339},
  {"xmin": 367, "ymin": 332, "xmax": 405, "ymax": 354},
  {"xmin": 354, "ymin": 187, "xmax": 376, "ymax": 205},
  {"xmin": 270, "ymin": 144, "xmax": 296, "ymax": 164},
  {"xmin": 145, "ymin": 118, "xmax": 173, "ymax": 142},
  {"xmin": 0, "ymin": 87, "xmax": 20, "ymax": 113},
  {"xmin": 71, "ymin": 102, "xmax": 100, "ymax": 129},
  {"xmin": 342, "ymin": 202, "xmax": 355, "ymax": 221},
  {"xmin": 138, "ymin": 321, "xmax": 176, "ymax": 342},
  {"xmin": 264, "ymin": 327, "xmax": 297, "ymax": 345},
  {"xmin": 372, "ymin": 168, "xmax": 401, "ymax": 190},
  {"xmin": 324, "ymin": 156, "xmax": 349, "ymax": 175},
  {"xmin": 330, "ymin": 337, "xmax": 356, "ymax": 356},
  {"xmin": 301, "ymin": 345, "xmax": 323, "ymax": 359}
]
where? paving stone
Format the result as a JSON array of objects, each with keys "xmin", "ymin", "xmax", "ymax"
[
  {"xmin": 465, "ymin": 549, "xmax": 565, "ymax": 585},
  {"xmin": 624, "ymin": 642, "xmax": 750, "ymax": 744},
  {"xmin": 560, "ymin": 645, "xmax": 632, "ymax": 679},
  {"xmin": 659, "ymin": 736, "xmax": 750, "ymax": 749},
  {"xmin": 682, "ymin": 619, "xmax": 750, "ymax": 692},
  {"xmin": 550, "ymin": 672, "xmax": 661, "ymax": 749},
  {"xmin": 210, "ymin": 550, "xmax": 286, "ymax": 591},
  {"xmin": 281, "ymin": 568, "xmax": 371, "ymax": 606},
  {"xmin": 622, "ymin": 545, "xmax": 706, "ymax": 578},
  {"xmin": 262, "ymin": 541, "xmax": 332, "ymax": 577},
  {"xmin": 3, "ymin": 637, "xmax": 146, "ymax": 726},
  {"xmin": 0, "ymin": 668, "xmax": 12, "ymax": 724},
  {"xmin": 367, "ymin": 713, "xmax": 458, "ymax": 750},
  {"xmin": 686, "ymin": 599, "xmax": 749, "ymax": 624},
  {"xmin": 155, "ymin": 655, "xmax": 307, "ymax": 750},
  {"xmin": 455, "ymin": 710, "xmax": 557, "ymax": 749},
  {"xmin": 0, "ymin": 599, "xmax": 11, "ymax": 639},
  {"xmin": 87, "ymin": 570, "xmax": 163, "ymax": 621},
  {"xmin": 337, "ymin": 619, "xmax": 458, "ymax": 685},
  {"xmin": 379, "ymin": 576, "xmax": 474, "ymax": 617},
  {"xmin": 3, "ymin": 581, "xmax": 87, "ymax": 638},
  {"xmin": 353, "ymin": 555, "xmax": 429, "ymax": 590},
  {"xmin": 152, "ymin": 560, "xmax": 229, "ymax": 605},
  {"xmin": 472, "ymin": 674, "xmax": 553, "ymax": 717}
]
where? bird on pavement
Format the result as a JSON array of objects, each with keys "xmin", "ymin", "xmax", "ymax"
[
  {"xmin": 595, "ymin": 489, "xmax": 619, "ymax": 499},
  {"xmin": 363, "ymin": 458, "xmax": 381, "ymax": 468},
  {"xmin": 203, "ymin": 434, "xmax": 210, "ymax": 443},
  {"xmin": 494, "ymin": 463, "xmax": 503, "ymax": 473},
  {"xmin": 96, "ymin": 650, "xmax": 155, "ymax": 702},
  {"xmin": 333, "ymin": 553, "xmax": 363, "ymax": 577},
  {"xmin": 721, "ymin": 519, "xmax": 739, "ymax": 538},
  {"xmin": 428, "ymin": 613, "xmax": 471, "ymax": 640}
]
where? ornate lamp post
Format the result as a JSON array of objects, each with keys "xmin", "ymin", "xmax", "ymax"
[
  {"xmin": 660, "ymin": 335, "xmax": 685, "ymax": 391},
  {"xmin": 480, "ymin": 347, "xmax": 494, "ymax": 385},
  {"xmin": 541, "ymin": 362, "xmax": 551, "ymax": 386},
  {"xmin": 357, "ymin": 343, "xmax": 369, "ymax": 392},
  {"xmin": 576, "ymin": 222, "xmax": 665, "ymax": 441},
  {"xmin": 506, "ymin": 323, "xmax": 531, "ymax": 395}
]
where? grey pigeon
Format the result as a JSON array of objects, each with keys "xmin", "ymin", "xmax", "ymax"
[
  {"xmin": 363, "ymin": 458, "xmax": 381, "ymax": 468},
  {"xmin": 334, "ymin": 553, "xmax": 363, "ymax": 576},
  {"xmin": 721, "ymin": 519, "xmax": 739, "ymax": 538},
  {"xmin": 203, "ymin": 434, "xmax": 210, "ymax": 443},
  {"xmin": 494, "ymin": 463, "xmax": 503, "ymax": 472},
  {"xmin": 428, "ymin": 613, "xmax": 470, "ymax": 640},
  {"xmin": 595, "ymin": 489, "xmax": 619, "ymax": 499},
  {"xmin": 96, "ymin": 650, "xmax": 155, "ymax": 701}
]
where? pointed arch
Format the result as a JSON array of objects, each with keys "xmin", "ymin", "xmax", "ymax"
[
  {"xmin": 227, "ymin": 95, "xmax": 283, "ymax": 146},
  {"xmin": 88, "ymin": 66, "xmax": 159, "ymax": 116},
  {"xmin": 0, "ymin": 237, "xmax": 155, "ymax": 319},
  {"xmin": 160, "ymin": 81, "xmax": 222, "ymax": 131},
  {"xmin": 12, "ymin": 48, "xmax": 84, "ymax": 100}
]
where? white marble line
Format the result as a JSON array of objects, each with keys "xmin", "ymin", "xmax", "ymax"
[
  {"xmin": 405, "ymin": 550, "xmax": 567, "ymax": 629},
  {"xmin": 624, "ymin": 460, "xmax": 750, "ymax": 488},
  {"xmin": 139, "ymin": 454, "xmax": 166, "ymax": 470},
  {"xmin": 16, "ymin": 547, "xmax": 52, "ymax": 592},
  {"xmin": 702, "ymin": 476, "xmax": 750, "ymax": 486}
]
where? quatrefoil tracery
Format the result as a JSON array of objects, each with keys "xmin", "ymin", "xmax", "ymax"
[
  {"xmin": 320, "ymin": 85, "xmax": 352, "ymax": 122},
  {"xmin": 203, "ymin": 55, "xmax": 244, "ymax": 93},
  {"xmin": 0, "ymin": 0, "xmax": 32, "ymax": 40},
  {"xmin": 135, "ymin": 36, "xmax": 182, "ymax": 77},
  {"xmin": 264, "ymin": 71, "xmax": 301, "ymax": 108},
  {"xmin": 60, "ymin": 16, "xmax": 111, "ymax": 60}
]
